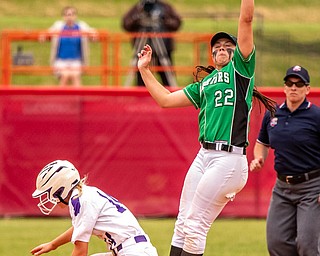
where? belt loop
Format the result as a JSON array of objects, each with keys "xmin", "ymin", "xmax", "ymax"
[{"xmin": 305, "ymin": 173, "xmax": 310, "ymax": 181}]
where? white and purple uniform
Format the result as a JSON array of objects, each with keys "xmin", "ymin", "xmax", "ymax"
[{"xmin": 69, "ymin": 185, "xmax": 158, "ymax": 256}]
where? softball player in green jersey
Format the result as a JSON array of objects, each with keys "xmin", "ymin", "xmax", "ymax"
[
  {"xmin": 184, "ymin": 42, "xmax": 255, "ymax": 146},
  {"xmin": 137, "ymin": 0, "xmax": 275, "ymax": 255}
]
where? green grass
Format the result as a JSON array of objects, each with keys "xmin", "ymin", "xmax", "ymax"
[{"xmin": 0, "ymin": 217, "xmax": 267, "ymax": 256}]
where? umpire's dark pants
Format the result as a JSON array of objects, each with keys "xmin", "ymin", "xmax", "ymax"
[{"xmin": 266, "ymin": 175, "xmax": 320, "ymax": 256}]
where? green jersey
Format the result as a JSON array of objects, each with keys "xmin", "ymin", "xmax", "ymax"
[{"xmin": 183, "ymin": 45, "xmax": 255, "ymax": 147}]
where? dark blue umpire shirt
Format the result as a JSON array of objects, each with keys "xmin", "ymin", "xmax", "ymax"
[{"xmin": 257, "ymin": 99, "xmax": 320, "ymax": 175}]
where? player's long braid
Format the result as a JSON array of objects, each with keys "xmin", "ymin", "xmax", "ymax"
[{"xmin": 194, "ymin": 65, "xmax": 277, "ymax": 117}]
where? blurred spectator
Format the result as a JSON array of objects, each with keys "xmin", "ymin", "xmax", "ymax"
[
  {"xmin": 122, "ymin": 0, "xmax": 182, "ymax": 86},
  {"xmin": 47, "ymin": 6, "xmax": 96, "ymax": 87}
]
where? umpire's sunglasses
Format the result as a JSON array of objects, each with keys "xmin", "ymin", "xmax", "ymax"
[{"xmin": 285, "ymin": 80, "xmax": 306, "ymax": 88}]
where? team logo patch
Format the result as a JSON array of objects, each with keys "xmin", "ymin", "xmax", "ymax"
[
  {"xmin": 270, "ymin": 117, "xmax": 278, "ymax": 127},
  {"xmin": 293, "ymin": 65, "xmax": 301, "ymax": 72}
]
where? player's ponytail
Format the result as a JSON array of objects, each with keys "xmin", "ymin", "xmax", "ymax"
[
  {"xmin": 252, "ymin": 87, "xmax": 276, "ymax": 117},
  {"xmin": 74, "ymin": 176, "xmax": 88, "ymax": 198},
  {"xmin": 193, "ymin": 65, "xmax": 276, "ymax": 117}
]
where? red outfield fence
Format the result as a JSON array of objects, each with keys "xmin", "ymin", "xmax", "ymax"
[{"xmin": 1, "ymin": 87, "xmax": 320, "ymax": 218}]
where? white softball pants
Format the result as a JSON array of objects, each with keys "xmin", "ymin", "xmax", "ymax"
[{"xmin": 171, "ymin": 147, "xmax": 248, "ymax": 254}]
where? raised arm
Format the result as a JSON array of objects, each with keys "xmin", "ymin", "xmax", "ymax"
[
  {"xmin": 237, "ymin": 0, "xmax": 254, "ymax": 58},
  {"xmin": 137, "ymin": 44, "xmax": 192, "ymax": 108}
]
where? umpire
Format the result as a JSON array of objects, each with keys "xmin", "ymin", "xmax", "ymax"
[{"xmin": 250, "ymin": 65, "xmax": 320, "ymax": 256}]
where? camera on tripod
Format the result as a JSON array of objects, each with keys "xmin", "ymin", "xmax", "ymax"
[{"xmin": 123, "ymin": 0, "xmax": 180, "ymax": 86}]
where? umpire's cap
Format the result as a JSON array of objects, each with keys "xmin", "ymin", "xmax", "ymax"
[
  {"xmin": 210, "ymin": 32, "xmax": 237, "ymax": 47},
  {"xmin": 284, "ymin": 65, "xmax": 310, "ymax": 85}
]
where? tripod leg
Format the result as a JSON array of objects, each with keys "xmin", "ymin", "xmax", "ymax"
[
  {"xmin": 124, "ymin": 36, "xmax": 148, "ymax": 87},
  {"xmin": 151, "ymin": 36, "xmax": 178, "ymax": 87}
]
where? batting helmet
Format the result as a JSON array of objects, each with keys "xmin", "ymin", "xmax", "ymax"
[{"xmin": 32, "ymin": 160, "xmax": 80, "ymax": 215}]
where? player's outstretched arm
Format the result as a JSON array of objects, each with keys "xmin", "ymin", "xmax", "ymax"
[
  {"xmin": 137, "ymin": 44, "xmax": 192, "ymax": 108},
  {"xmin": 30, "ymin": 226, "xmax": 74, "ymax": 255},
  {"xmin": 30, "ymin": 242, "xmax": 55, "ymax": 256}
]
